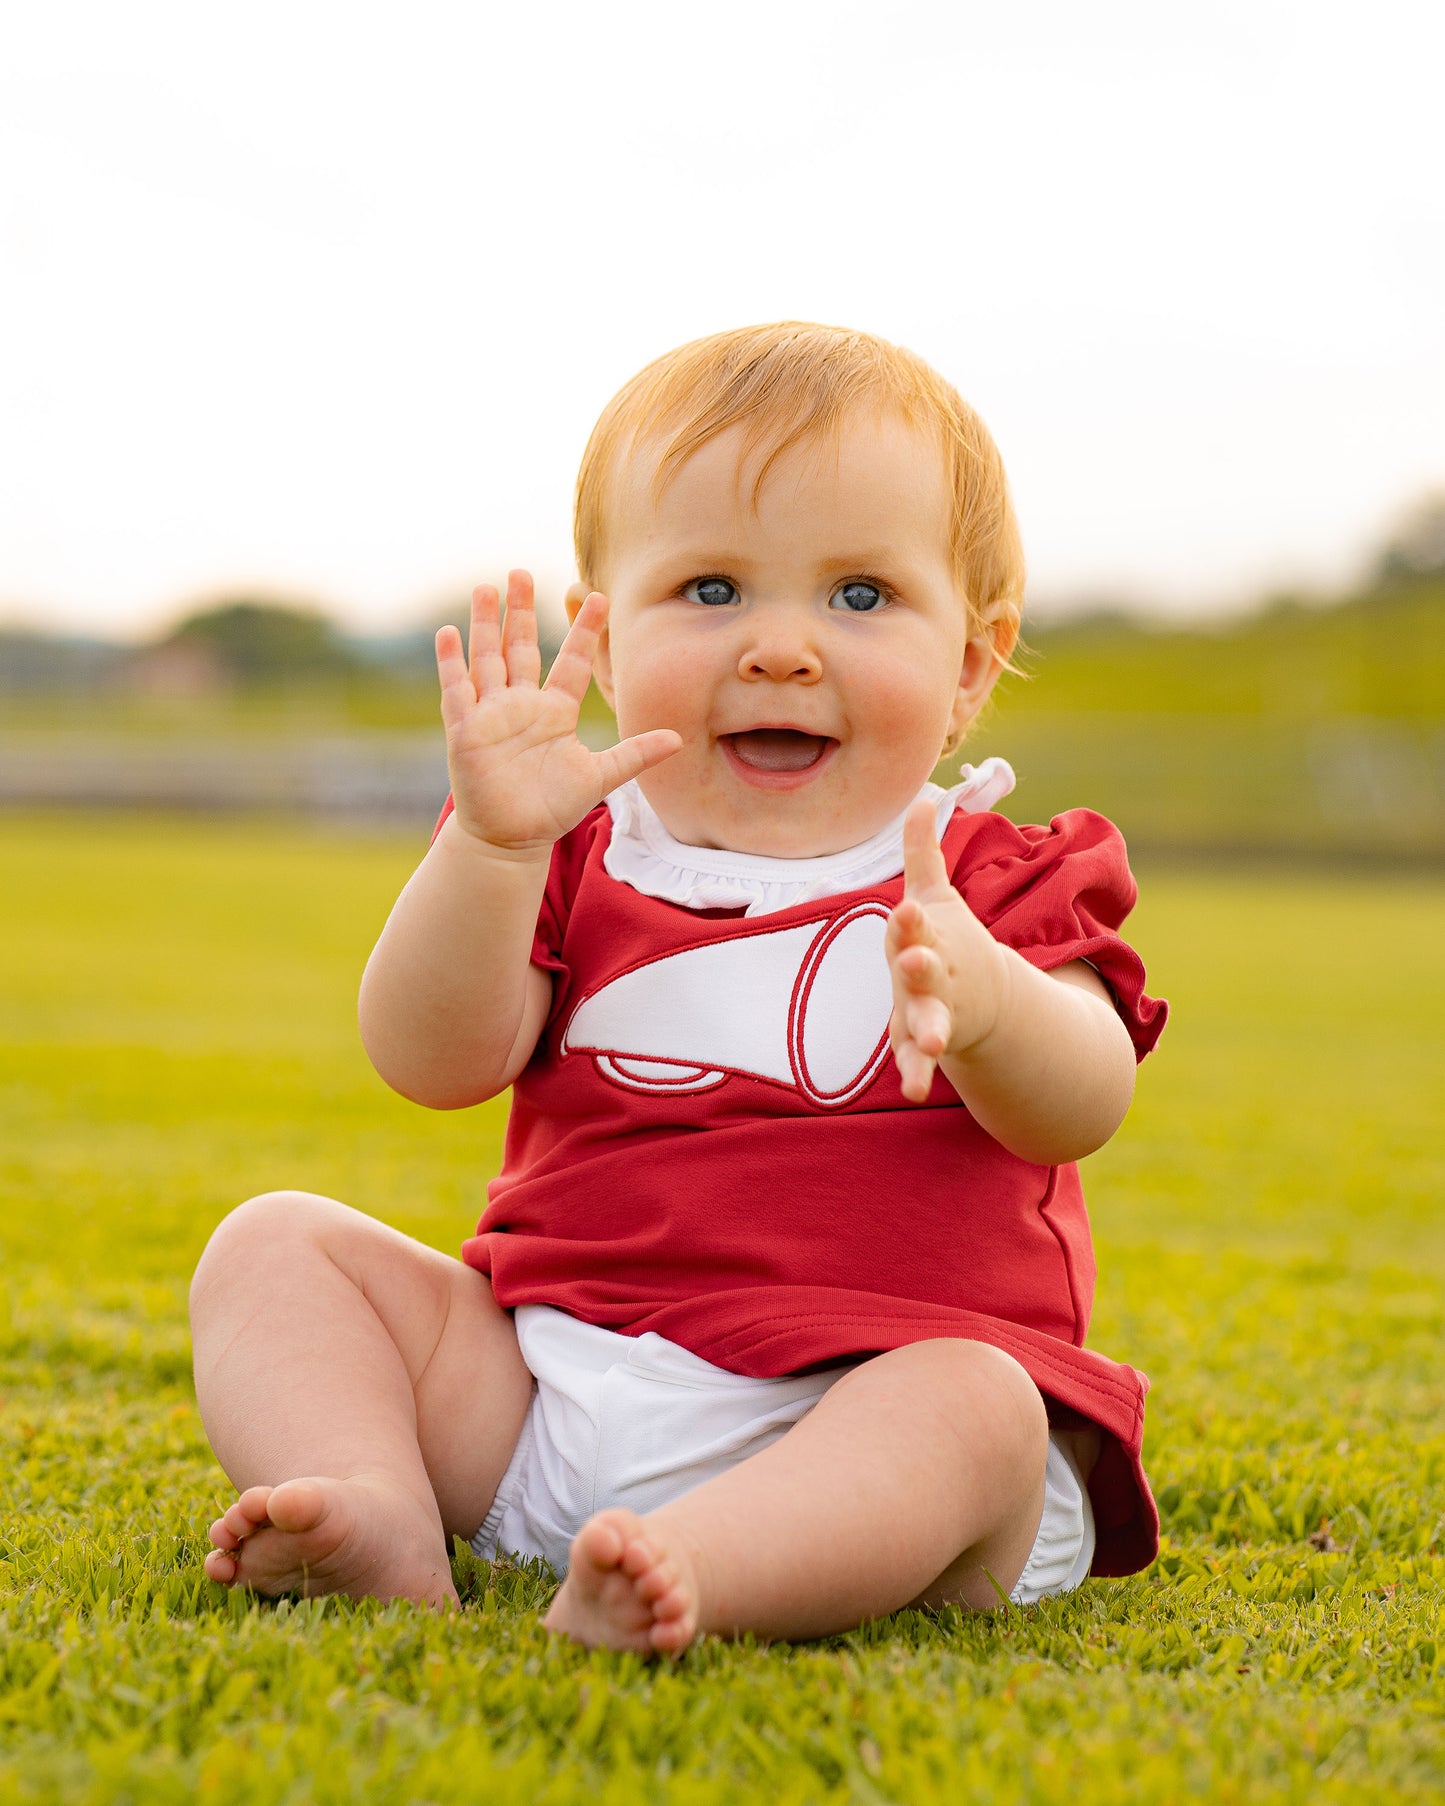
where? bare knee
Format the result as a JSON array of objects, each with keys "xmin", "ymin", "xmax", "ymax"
[
  {"xmin": 880, "ymin": 1341, "xmax": 1050, "ymax": 1612},
  {"xmin": 839, "ymin": 1338, "xmax": 1048, "ymax": 1474},
  {"xmin": 954, "ymin": 1341, "xmax": 1049, "ymax": 1468},
  {"xmin": 189, "ymin": 1190, "xmax": 357, "ymax": 1314}
]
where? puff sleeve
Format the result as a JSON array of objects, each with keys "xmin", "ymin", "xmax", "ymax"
[{"xmin": 946, "ymin": 807, "xmax": 1168, "ymax": 1060}]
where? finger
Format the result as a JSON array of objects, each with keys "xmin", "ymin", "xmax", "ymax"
[
  {"xmin": 435, "ymin": 624, "xmax": 470, "ymax": 690},
  {"xmin": 904, "ymin": 993, "xmax": 952, "ymax": 1059},
  {"xmin": 435, "ymin": 625, "xmax": 476, "ymax": 729},
  {"xmin": 468, "ymin": 585, "xmax": 509, "ymax": 695},
  {"xmin": 501, "ymin": 569, "xmax": 542, "ymax": 689},
  {"xmin": 886, "ymin": 895, "xmax": 940, "ymax": 957},
  {"xmin": 894, "ymin": 941, "xmax": 948, "ymax": 994},
  {"xmin": 542, "ymin": 590, "xmax": 607, "ymax": 705},
  {"xmin": 893, "ymin": 1037, "xmax": 937, "ymax": 1103},
  {"xmin": 901, "ymin": 797, "xmax": 953, "ymax": 901},
  {"xmin": 591, "ymin": 728, "xmax": 683, "ymax": 796}
]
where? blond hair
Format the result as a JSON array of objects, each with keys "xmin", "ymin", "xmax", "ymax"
[{"xmin": 573, "ymin": 321, "xmax": 1025, "ymax": 645}]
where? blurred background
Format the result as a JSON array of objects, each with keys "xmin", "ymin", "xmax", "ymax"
[{"xmin": 2, "ymin": 0, "xmax": 1442, "ymax": 857}]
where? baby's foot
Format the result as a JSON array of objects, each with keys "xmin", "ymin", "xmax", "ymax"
[
  {"xmin": 204, "ymin": 1474, "xmax": 458, "ymax": 1609},
  {"xmin": 543, "ymin": 1508, "xmax": 700, "ymax": 1655}
]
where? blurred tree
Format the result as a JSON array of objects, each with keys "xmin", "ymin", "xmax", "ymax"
[
  {"xmin": 160, "ymin": 600, "xmax": 356, "ymax": 684},
  {"xmin": 355, "ymin": 596, "xmax": 565, "ymax": 678},
  {"xmin": 1374, "ymin": 490, "xmax": 1445, "ymax": 584}
]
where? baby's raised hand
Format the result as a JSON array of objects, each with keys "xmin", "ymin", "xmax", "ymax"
[
  {"xmin": 886, "ymin": 798, "xmax": 1010, "ymax": 1103},
  {"xmin": 436, "ymin": 573, "xmax": 681, "ymax": 856}
]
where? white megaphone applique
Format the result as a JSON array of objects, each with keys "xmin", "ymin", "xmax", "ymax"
[{"xmin": 560, "ymin": 901, "xmax": 894, "ymax": 1107}]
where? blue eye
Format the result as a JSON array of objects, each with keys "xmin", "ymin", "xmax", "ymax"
[
  {"xmin": 683, "ymin": 577, "xmax": 739, "ymax": 607},
  {"xmin": 831, "ymin": 581, "xmax": 887, "ymax": 613}
]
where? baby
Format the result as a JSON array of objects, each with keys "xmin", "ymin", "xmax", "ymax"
[{"xmin": 191, "ymin": 322, "xmax": 1167, "ymax": 1653}]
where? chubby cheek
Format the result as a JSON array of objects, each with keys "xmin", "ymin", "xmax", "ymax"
[
  {"xmin": 607, "ymin": 633, "xmax": 726, "ymax": 842},
  {"xmin": 846, "ymin": 646, "xmax": 959, "ymax": 766},
  {"xmin": 607, "ymin": 628, "xmax": 714, "ymax": 741}
]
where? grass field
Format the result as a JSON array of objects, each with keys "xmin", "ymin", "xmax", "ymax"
[{"xmin": 1, "ymin": 812, "xmax": 1442, "ymax": 1803}]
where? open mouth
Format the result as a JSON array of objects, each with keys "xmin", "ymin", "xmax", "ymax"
[
  {"xmin": 721, "ymin": 729, "xmax": 837, "ymax": 780},
  {"xmin": 718, "ymin": 722, "xmax": 841, "ymax": 787}
]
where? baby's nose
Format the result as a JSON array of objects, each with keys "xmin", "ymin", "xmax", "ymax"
[{"xmin": 737, "ymin": 619, "xmax": 822, "ymax": 683}]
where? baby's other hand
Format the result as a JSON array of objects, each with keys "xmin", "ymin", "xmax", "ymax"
[
  {"xmin": 885, "ymin": 799, "xmax": 1009, "ymax": 1102},
  {"xmin": 436, "ymin": 573, "xmax": 680, "ymax": 857}
]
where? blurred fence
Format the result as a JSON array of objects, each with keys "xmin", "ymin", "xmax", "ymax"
[
  {"xmin": 0, "ymin": 732, "xmax": 449, "ymax": 827},
  {"xmin": 1, "ymin": 716, "xmax": 1443, "ymax": 858}
]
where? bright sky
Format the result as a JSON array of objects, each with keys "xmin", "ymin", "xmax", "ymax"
[{"xmin": 2, "ymin": 0, "xmax": 1441, "ymax": 637}]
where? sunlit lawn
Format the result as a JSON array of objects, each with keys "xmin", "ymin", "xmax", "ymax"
[{"xmin": 1, "ymin": 811, "xmax": 1441, "ymax": 1802}]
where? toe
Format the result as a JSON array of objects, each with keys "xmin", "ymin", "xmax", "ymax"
[
  {"xmin": 204, "ymin": 1548, "xmax": 240, "ymax": 1583},
  {"xmin": 619, "ymin": 1535, "xmax": 658, "ymax": 1579},
  {"xmin": 635, "ymin": 1561, "xmax": 677, "ymax": 1605},
  {"xmin": 575, "ymin": 1510, "xmax": 638, "ymax": 1573},
  {"xmin": 216, "ymin": 1490, "xmax": 272, "ymax": 1543},
  {"xmin": 570, "ymin": 1526, "xmax": 620, "ymax": 1579},
  {"xmin": 234, "ymin": 1485, "xmax": 275, "ymax": 1527},
  {"xmin": 649, "ymin": 1612, "xmax": 696, "ymax": 1655},
  {"xmin": 650, "ymin": 1582, "xmax": 691, "ymax": 1621},
  {"xmin": 265, "ymin": 1478, "xmax": 329, "ymax": 1534}
]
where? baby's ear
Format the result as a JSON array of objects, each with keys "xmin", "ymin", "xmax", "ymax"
[
  {"xmin": 945, "ymin": 609, "xmax": 1014, "ymax": 749},
  {"xmin": 984, "ymin": 604, "xmax": 1020, "ymax": 672},
  {"xmin": 563, "ymin": 579, "xmax": 591, "ymax": 624}
]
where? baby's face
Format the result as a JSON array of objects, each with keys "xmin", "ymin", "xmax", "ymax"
[{"xmin": 586, "ymin": 410, "xmax": 1002, "ymax": 858}]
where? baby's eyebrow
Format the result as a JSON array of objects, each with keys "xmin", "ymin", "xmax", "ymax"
[
  {"xmin": 630, "ymin": 550, "xmax": 760, "ymax": 583},
  {"xmin": 640, "ymin": 548, "xmax": 913, "ymax": 579},
  {"xmin": 813, "ymin": 551, "xmax": 907, "ymax": 574}
]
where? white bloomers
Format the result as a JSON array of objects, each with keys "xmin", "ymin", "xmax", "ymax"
[{"xmin": 471, "ymin": 1304, "xmax": 1095, "ymax": 1607}]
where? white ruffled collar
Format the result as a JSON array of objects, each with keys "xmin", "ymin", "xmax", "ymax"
[{"xmin": 602, "ymin": 757, "xmax": 1015, "ymax": 918}]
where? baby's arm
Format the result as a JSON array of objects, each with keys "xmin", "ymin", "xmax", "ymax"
[
  {"xmin": 885, "ymin": 800, "xmax": 1137, "ymax": 1164},
  {"xmin": 358, "ymin": 573, "xmax": 680, "ymax": 1109}
]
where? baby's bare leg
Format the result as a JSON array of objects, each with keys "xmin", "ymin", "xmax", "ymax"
[
  {"xmin": 189, "ymin": 1190, "xmax": 532, "ymax": 1606},
  {"xmin": 545, "ymin": 1339, "xmax": 1050, "ymax": 1652}
]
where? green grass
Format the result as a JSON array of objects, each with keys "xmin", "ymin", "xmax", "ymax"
[
  {"xmin": 1, "ymin": 813, "xmax": 1442, "ymax": 1803},
  {"xmin": 1011, "ymin": 578, "xmax": 1445, "ymax": 721}
]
